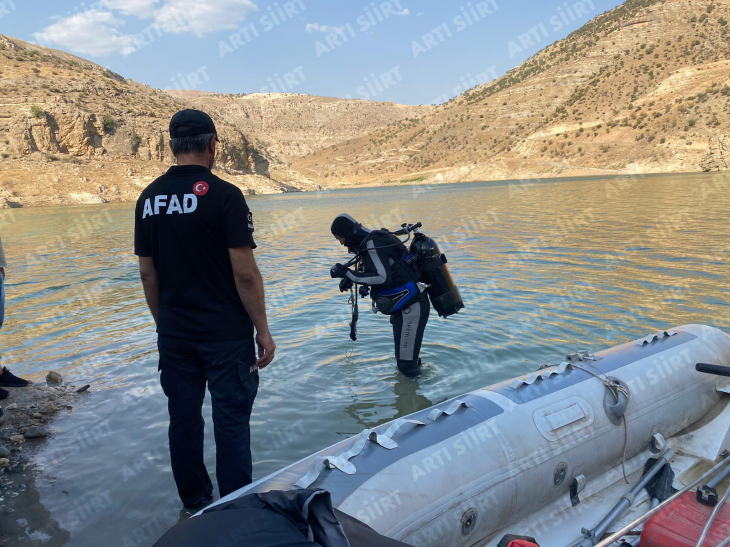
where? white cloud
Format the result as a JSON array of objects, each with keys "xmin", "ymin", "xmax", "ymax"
[
  {"xmin": 33, "ymin": 0, "xmax": 259, "ymax": 56},
  {"xmin": 306, "ymin": 23, "xmax": 343, "ymax": 33},
  {"xmin": 396, "ymin": 8, "xmax": 410, "ymax": 15},
  {"xmin": 33, "ymin": 10, "xmax": 136, "ymax": 56},
  {"xmin": 154, "ymin": 0, "xmax": 258, "ymax": 36},
  {"xmin": 100, "ymin": 0, "xmax": 159, "ymax": 17}
]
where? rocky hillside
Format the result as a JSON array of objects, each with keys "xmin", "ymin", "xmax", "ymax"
[
  {"xmin": 294, "ymin": 0, "xmax": 730, "ymax": 185},
  {"xmin": 0, "ymin": 35, "xmax": 303, "ymax": 208},
  {"xmin": 165, "ymin": 90, "xmax": 431, "ymax": 183}
]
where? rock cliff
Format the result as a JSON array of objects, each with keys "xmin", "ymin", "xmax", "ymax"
[
  {"xmin": 701, "ymin": 135, "xmax": 729, "ymax": 171},
  {"xmin": 0, "ymin": 35, "xmax": 296, "ymax": 207}
]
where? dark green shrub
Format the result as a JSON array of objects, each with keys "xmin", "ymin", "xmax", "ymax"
[{"xmin": 102, "ymin": 115, "xmax": 117, "ymax": 134}]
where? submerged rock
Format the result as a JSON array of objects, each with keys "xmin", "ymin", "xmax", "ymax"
[
  {"xmin": 0, "ymin": 458, "xmax": 9, "ymax": 468},
  {"xmin": 0, "ymin": 447, "xmax": 9, "ymax": 458},
  {"xmin": 46, "ymin": 371, "xmax": 63, "ymax": 384}
]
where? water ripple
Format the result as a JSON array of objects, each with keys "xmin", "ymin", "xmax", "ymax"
[{"xmin": 0, "ymin": 173, "xmax": 729, "ymax": 545}]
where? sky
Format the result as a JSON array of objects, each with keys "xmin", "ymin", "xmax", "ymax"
[{"xmin": 1, "ymin": 0, "xmax": 626, "ymax": 105}]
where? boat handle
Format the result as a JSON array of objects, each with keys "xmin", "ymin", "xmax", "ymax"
[{"xmin": 696, "ymin": 363, "xmax": 730, "ymax": 377}]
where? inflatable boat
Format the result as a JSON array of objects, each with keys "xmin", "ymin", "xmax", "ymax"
[{"xmin": 156, "ymin": 324, "xmax": 730, "ymax": 546}]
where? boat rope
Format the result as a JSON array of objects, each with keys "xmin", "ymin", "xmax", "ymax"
[
  {"xmin": 718, "ymin": 536, "xmax": 730, "ymax": 547},
  {"xmin": 572, "ymin": 364, "xmax": 631, "ymax": 484}
]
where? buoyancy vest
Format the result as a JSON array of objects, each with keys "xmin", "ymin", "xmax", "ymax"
[{"xmin": 363, "ymin": 230, "xmax": 422, "ymax": 315}]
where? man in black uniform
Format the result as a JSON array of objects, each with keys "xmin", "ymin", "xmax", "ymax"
[
  {"xmin": 330, "ymin": 214, "xmax": 429, "ymax": 378},
  {"xmin": 134, "ymin": 109, "xmax": 276, "ymax": 508}
]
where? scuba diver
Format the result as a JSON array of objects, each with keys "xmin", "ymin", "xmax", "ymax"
[{"xmin": 330, "ymin": 214, "xmax": 464, "ymax": 378}]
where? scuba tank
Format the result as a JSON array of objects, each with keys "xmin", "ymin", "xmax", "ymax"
[{"xmin": 410, "ymin": 233, "xmax": 464, "ymax": 318}]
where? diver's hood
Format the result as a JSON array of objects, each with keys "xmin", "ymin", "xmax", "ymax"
[{"xmin": 331, "ymin": 214, "xmax": 372, "ymax": 253}]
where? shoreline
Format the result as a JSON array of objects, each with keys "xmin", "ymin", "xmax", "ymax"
[
  {"xmin": 0, "ymin": 374, "xmax": 85, "ymax": 545},
  {"xmin": 0, "ymin": 168, "xmax": 724, "ymax": 210}
]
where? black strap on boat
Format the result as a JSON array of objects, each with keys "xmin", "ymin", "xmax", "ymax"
[{"xmin": 642, "ymin": 457, "xmax": 677, "ymax": 502}]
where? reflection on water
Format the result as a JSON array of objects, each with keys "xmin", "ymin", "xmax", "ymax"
[
  {"xmin": 0, "ymin": 173, "xmax": 729, "ymax": 545},
  {"xmin": 0, "ymin": 462, "xmax": 71, "ymax": 545},
  {"xmin": 345, "ymin": 375, "xmax": 434, "ymax": 430}
]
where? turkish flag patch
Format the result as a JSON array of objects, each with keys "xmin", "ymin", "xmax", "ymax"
[{"xmin": 193, "ymin": 181, "xmax": 209, "ymax": 196}]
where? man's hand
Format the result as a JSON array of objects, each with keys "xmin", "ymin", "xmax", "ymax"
[
  {"xmin": 230, "ymin": 247, "xmax": 275, "ymax": 367},
  {"xmin": 330, "ymin": 263, "xmax": 348, "ymax": 279},
  {"xmin": 255, "ymin": 330, "xmax": 276, "ymax": 369}
]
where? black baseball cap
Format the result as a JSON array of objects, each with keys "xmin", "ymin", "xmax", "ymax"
[{"xmin": 169, "ymin": 109, "xmax": 217, "ymax": 138}]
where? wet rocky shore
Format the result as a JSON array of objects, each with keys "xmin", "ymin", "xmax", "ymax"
[{"xmin": 0, "ymin": 372, "xmax": 86, "ymax": 546}]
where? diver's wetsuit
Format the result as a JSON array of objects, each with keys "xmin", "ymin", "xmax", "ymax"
[
  {"xmin": 343, "ymin": 228, "xmax": 430, "ymax": 377},
  {"xmin": 389, "ymin": 295, "xmax": 430, "ymax": 377}
]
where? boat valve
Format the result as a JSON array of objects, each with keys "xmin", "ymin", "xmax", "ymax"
[{"xmin": 461, "ymin": 508, "xmax": 478, "ymax": 536}]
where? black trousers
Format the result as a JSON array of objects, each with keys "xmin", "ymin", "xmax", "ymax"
[
  {"xmin": 390, "ymin": 295, "xmax": 430, "ymax": 377},
  {"xmin": 157, "ymin": 335, "xmax": 259, "ymax": 507}
]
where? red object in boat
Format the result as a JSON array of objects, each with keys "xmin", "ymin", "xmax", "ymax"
[
  {"xmin": 641, "ymin": 491, "xmax": 730, "ymax": 547},
  {"xmin": 507, "ymin": 542, "xmax": 540, "ymax": 547}
]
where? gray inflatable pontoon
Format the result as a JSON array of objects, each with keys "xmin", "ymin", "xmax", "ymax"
[{"xmin": 202, "ymin": 324, "xmax": 730, "ymax": 546}]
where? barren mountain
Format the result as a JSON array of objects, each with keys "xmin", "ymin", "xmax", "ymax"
[
  {"xmin": 294, "ymin": 0, "xmax": 730, "ymax": 185},
  {"xmin": 165, "ymin": 90, "xmax": 431, "ymax": 182},
  {"xmin": 0, "ymin": 35, "xmax": 307, "ymax": 208}
]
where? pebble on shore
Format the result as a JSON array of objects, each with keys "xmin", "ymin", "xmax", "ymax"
[{"xmin": 24, "ymin": 426, "xmax": 48, "ymax": 439}]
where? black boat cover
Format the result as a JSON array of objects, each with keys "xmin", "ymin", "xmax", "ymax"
[{"xmin": 153, "ymin": 489, "xmax": 411, "ymax": 547}]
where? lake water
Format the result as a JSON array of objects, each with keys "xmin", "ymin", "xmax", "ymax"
[{"xmin": 1, "ymin": 173, "xmax": 730, "ymax": 546}]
